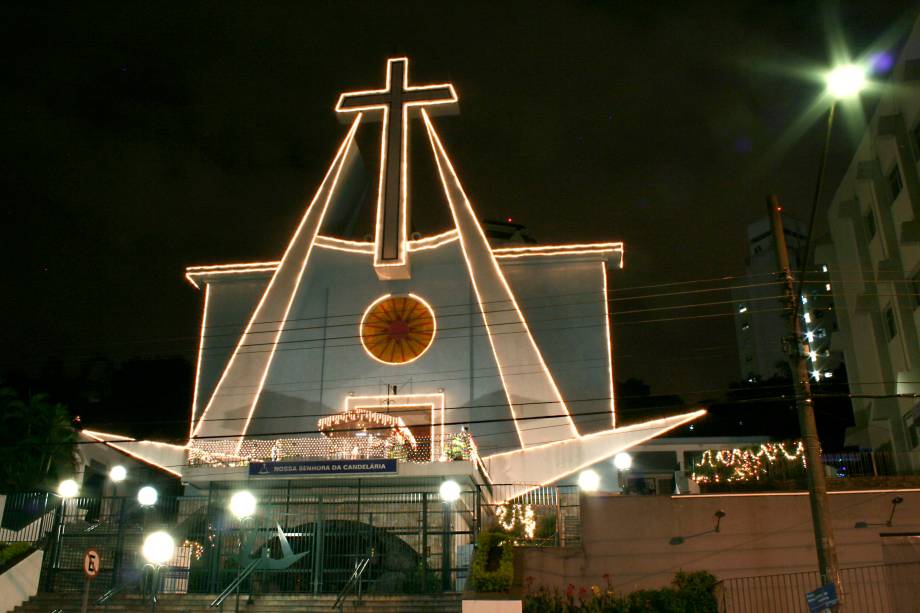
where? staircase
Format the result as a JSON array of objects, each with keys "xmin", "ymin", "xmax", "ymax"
[{"xmin": 13, "ymin": 592, "xmax": 463, "ymax": 613}]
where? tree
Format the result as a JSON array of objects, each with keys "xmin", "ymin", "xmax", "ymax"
[{"xmin": 0, "ymin": 387, "xmax": 78, "ymax": 492}]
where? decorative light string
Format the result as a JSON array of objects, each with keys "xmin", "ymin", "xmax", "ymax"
[
  {"xmin": 692, "ymin": 441, "xmax": 806, "ymax": 484},
  {"xmin": 496, "ymin": 503, "xmax": 536, "ymax": 539}
]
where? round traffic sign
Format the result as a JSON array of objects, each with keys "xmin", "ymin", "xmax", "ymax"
[{"xmin": 83, "ymin": 549, "xmax": 101, "ymax": 579}]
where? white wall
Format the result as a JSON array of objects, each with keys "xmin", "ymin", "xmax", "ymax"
[{"xmin": 0, "ymin": 550, "xmax": 43, "ymax": 613}]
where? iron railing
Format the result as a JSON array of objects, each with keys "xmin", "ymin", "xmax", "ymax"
[
  {"xmin": 209, "ymin": 558, "xmax": 261, "ymax": 609},
  {"xmin": 0, "ymin": 493, "xmax": 59, "ymax": 545},
  {"xmin": 718, "ymin": 561, "xmax": 920, "ymax": 612},
  {"xmin": 332, "ymin": 556, "xmax": 370, "ymax": 611}
]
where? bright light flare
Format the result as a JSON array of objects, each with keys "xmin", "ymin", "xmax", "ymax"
[
  {"xmin": 826, "ymin": 64, "xmax": 866, "ymax": 99},
  {"xmin": 137, "ymin": 486, "xmax": 158, "ymax": 507},
  {"xmin": 229, "ymin": 490, "xmax": 257, "ymax": 519},
  {"xmin": 439, "ymin": 480, "xmax": 462, "ymax": 503},
  {"xmin": 613, "ymin": 452, "xmax": 633, "ymax": 471},
  {"xmin": 109, "ymin": 465, "xmax": 127, "ymax": 483},
  {"xmin": 58, "ymin": 479, "xmax": 79, "ymax": 498},
  {"xmin": 578, "ymin": 469, "xmax": 601, "ymax": 492},
  {"xmin": 142, "ymin": 531, "xmax": 175, "ymax": 566}
]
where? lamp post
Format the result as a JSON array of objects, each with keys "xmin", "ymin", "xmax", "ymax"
[
  {"xmin": 141, "ymin": 531, "xmax": 175, "ymax": 613},
  {"xmin": 137, "ymin": 486, "xmax": 158, "ymax": 508},
  {"xmin": 108, "ymin": 466, "xmax": 127, "ymax": 588},
  {"xmin": 613, "ymin": 452, "xmax": 632, "ymax": 493},
  {"xmin": 109, "ymin": 465, "xmax": 127, "ymax": 496},
  {"xmin": 773, "ymin": 61, "xmax": 867, "ymax": 610},
  {"xmin": 438, "ymin": 481, "xmax": 461, "ymax": 592},
  {"xmin": 577, "ymin": 469, "xmax": 600, "ymax": 493},
  {"xmin": 228, "ymin": 491, "xmax": 257, "ymax": 613},
  {"xmin": 58, "ymin": 479, "xmax": 80, "ymax": 499},
  {"xmin": 46, "ymin": 479, "xmax": 80, "ymax": 591}
]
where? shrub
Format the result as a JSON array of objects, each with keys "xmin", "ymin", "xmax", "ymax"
[
  {"xmin": 0, "ymin": 542, "xmax": 34, "ymax": 567},
  {"xmin": 522, "ymin": 570, "xmax": 718, "ymax": 612},
  {"xmin": 468, "ymin": 529, "xmax": 514, "ymax": 593}
]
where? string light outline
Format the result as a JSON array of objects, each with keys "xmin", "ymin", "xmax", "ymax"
[
  {"xmin": 346, "ymin": 392, "xmax": 445, "ymax": 462},
  {"xmin": 190, "ymin": 114, "xmax": 363, "ymax": 442},
  {"xmin": 358, "ymin": 293, "xmax": 438, "ymax": 366},
  {"xmin": 422, "ymin": 108, "xmax": 580, "ymax": 446},
  {"xmin": 336, "ymin": 57, "xmax": 458, "ymax": 278},
  {"xmin": 189, "ymin": 282, "xmax": 210, "ymax": 437}
]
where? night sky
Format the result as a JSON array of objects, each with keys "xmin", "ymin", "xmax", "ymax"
[{"xmin": 3, "ymin": 2, "xmax": 916, "ymax": 434}]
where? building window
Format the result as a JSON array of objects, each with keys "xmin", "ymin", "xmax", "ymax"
[
  {"xmin": 884, "ymin": 305, "xmax": 897, "ymax": 340},
  {"xmin": 888, "ymin": 164, "xmax": 903, "ymax": 201},
  {"xmin": 864, "ymin": 208, "xmax": 876, "ymax": 240}
]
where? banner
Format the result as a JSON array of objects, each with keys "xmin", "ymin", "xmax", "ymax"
[{"xmin": 248, "ymin": 459, "xmax": 397, "ymax": 477}]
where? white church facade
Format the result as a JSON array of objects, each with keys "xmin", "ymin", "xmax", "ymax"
[{"xmin": 83, "ymin": 58, "xmax": 703, "ymax": 500}]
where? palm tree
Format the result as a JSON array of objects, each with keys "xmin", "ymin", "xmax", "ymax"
[{"xmin": 0, "ymin": 388, "xmax": 79, "ymax": 492}]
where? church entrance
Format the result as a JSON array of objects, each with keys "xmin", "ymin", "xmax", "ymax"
[{"xmin": 38, "ymin": 480, "xmax": 476, "ymax": 597}]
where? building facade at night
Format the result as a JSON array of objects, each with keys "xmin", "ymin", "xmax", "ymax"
[
  {"xmin": 819, "ymin": 20, "xmax": 920, "ymax": 455},
  {"xmin": 733, "ymin": 214, "xmax": 808, "ymax": 382},
  {"xmin": 35, "ymin": 57, "xmax": 702, "ymax": 598}
]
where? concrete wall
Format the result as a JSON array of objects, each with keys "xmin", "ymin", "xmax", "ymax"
[
  {"xmin": 0, "ymin": 550, "xmax": 43, "ymax": 613},
  {"xmin": 516, "ymin": 490, "xmax": 920, "ymax": 592}
]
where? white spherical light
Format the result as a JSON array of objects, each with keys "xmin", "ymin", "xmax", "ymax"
[
  {"xmin": 58, "ymin": 479, "xmax": 79, "ymax": 498},
  {"xmin": 137, "ymin": 486, "xmax": 158, "ymax": 507},
  {"xmin": 142, "ymin": 531, "xmax": 175, "ymax": 566},
  {"xmin": 578, "ymin": 469, "xmax": 601, "ymax": 492},
  {"xmin": 613, "ymin": 452, "xmax": 633, "ymax": 471},
  {"xmin": 826, "ymin": 64, "xmax": 866, "ymax": 99},
  {"xmin": 109, "ymin": 465, "xmax": 127, "ymax": 483},
  {"xmin": 229, "ymin": 490, "xmax": 257, "ymax": 519},
  {"xmin": 439, "ymin": 480, "xmax": 462, "ymax": 503}
]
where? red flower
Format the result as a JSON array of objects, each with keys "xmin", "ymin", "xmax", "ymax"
[{"xmin": 565, "ymin": 583, "xmax": 575, "ymax": 598}]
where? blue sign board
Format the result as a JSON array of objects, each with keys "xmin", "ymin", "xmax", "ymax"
[
  {"xmin": 248, "ymin": 459, "xmax": 397, "ymax": 477},
  {"xmin": 805, "ymin": 583, "xmax": 838, "ymax": 613}
]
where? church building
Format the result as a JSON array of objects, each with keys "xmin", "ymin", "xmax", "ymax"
[{"xmin": 66, "ymin": 58, "xmax": 703, "ymax": 595}]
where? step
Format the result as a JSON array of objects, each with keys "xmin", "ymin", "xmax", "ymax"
[{"xmin": 15, "ymin": 593, "xmax": 463, "ymax": 613}]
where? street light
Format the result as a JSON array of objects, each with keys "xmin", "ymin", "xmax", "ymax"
[
  {"xmin": 137, "ymin": 486, "xmax": 158, "ymax": 507},
  {"xmin": 613, "ymin": 452, "xmax": 632, "ymax": 471},
  {"xmin": 825, "ymin": 64, "xmax": 866, "ymax": 99},
  {"xmin": 228, "ymin": 491, "xmax": 257, "ymax": 613},
  {"xmin": 58, "ymin": 479, "xmax": 79, "ymax": 498},
  {"xmin": 109, "ymin": 465, "xmax": 127, "ymax": 483},
  {"xmin": 229, "ymin": 490, "xmax": 257, "ymax": 520},
  {"xmin": 142, "ymin": 531, "xmax": 175, "ymax": 612},
  {"xmin": 439, "ymin": 480, "xmax": 462, "ymax": 503},
  {"xmin": 577, "ymin": 469, "xmax": 600, "ymax": 493},
  {"xmin": 774, "ymin": 60, "xmax": 869, "ymax": 601},
  {"xmin": 109, "ymin": 465, "xmax": 127, "ymax": 500},
  {"xmin": 142, "ymin": 531, "xmax": 175, "ymax": 566}
]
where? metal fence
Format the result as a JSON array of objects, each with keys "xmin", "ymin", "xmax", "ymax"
[
  {"xmin": 483, "ymin": 484, "xmax": 581, "ymax": 547},
  {"xmin": 1, "ymin": 481, "xmax": 578, "ymax": 599},
  {"xmin": 718, "ymin": 561, "xmax": 920, "ymax": 613},
  {"xmin": 0, "ymin": 493, "xmax": 58, "ymax": 544}
]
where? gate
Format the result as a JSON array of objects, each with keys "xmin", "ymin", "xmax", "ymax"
[{"xmin": 38, "ymin": 480, "xmax": 479, "ymax": 597}]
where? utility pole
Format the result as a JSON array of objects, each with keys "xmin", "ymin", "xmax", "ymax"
[{"xmin": 768, "ymin": 195, "xmax": 843, "ymax": 607}]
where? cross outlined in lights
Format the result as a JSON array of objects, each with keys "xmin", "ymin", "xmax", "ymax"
[{"xmin": 336, "ymin": 58, "xmax": 458, "ymax": 280}]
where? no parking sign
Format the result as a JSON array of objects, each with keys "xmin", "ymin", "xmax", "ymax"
[{"xmin": 83, "ymin": 549, "xmax": 101, "ymax": 580}]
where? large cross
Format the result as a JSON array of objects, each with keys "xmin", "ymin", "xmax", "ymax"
[{"xmin": 336, "ymin": 58, "xmax": 458, "ymax": 279}]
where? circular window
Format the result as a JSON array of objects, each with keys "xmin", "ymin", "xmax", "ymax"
[{"xmin": 360, "ymin": 294, "xmax": 436, "ymax": 365}]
